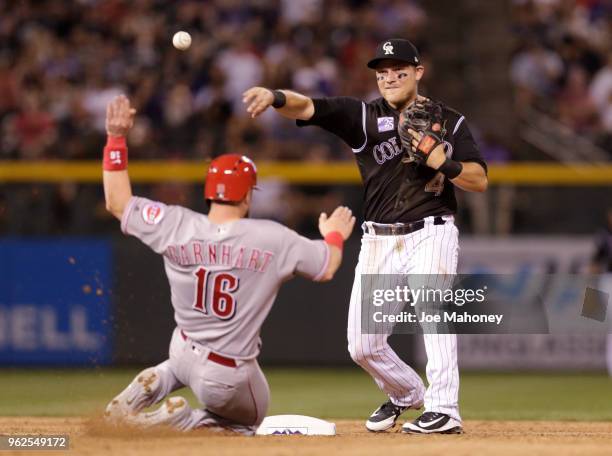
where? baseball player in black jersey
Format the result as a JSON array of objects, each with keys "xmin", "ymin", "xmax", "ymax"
[{"xmin": 244, "ymin": 38, "xmax": 488, "ymax": 434}]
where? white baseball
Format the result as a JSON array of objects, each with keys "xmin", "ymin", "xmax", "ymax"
[{"xmin": 172, "ymin": 31, "xmax": 191, "ymax": 51}]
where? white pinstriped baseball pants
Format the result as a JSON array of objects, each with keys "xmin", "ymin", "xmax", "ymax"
[{"xmin": 347, "ymin": 215, "xmax": 461, "ymax": 422}]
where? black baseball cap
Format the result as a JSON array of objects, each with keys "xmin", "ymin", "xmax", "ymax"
[{"xmin": 367, "ymin": 38, "xmax": 421, "ymax": 69}]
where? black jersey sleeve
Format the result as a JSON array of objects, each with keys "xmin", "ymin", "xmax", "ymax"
[
  {"xmin": 451, "ymin": 118, "xmax": 488, "ymax": 173},
  {"xmin": 296, "ymin": 97, "xmax": 365, "ymax": 150}
]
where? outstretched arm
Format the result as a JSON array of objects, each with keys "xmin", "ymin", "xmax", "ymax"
[
  {"xmin": 317, "ymin": 206, "xmax": 356, "ymax": 281},
  {"xmin": 103, "ymin": 95, "xmax": 136, "ymax": 220},
  {"xmin": 243, "ymin": 87, "xmax": 314, "ymax": 120}
]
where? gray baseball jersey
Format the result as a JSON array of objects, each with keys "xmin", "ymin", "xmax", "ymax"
[{"xmin": 121, "ymin": 196, "xmax": 329, "ymax": 359}]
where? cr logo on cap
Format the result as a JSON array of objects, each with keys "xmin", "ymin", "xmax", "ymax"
[{"xmin": 383, "ymin": 41, "xmax": 394, "ymax": 55}]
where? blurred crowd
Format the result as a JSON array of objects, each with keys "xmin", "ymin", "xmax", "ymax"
[
  {"xmin": 0, "ymin": 0, "xmax": 429, "ymax": 163},
  {"xmin": 0, "ymin": 0, "xmax": 430, "ymax": 234},
  {"xmin": 510, "ymin": 0, "xmax": 612, "ymax": 150},
  {"xmin": 0, "ymin": 0, "xmax": 609, "ymax": 236}
]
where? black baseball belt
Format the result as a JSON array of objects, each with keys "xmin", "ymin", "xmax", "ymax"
[{"xmin": 365, "ymin": 216, "xmax": 447, "ymax": 236}]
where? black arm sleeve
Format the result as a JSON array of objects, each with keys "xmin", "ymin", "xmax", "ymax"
[
  {"xmin": 296, "ymin": 97, "xmax": 365, "ymax": 149},
  {"xmin": 452, "ymin": 119, "xmax": 488, "ymax": 173}
]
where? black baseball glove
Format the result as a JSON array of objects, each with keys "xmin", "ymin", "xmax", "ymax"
[{"xmin": 398, "ymin": 99, "xmax": 445, "ymax": 164}]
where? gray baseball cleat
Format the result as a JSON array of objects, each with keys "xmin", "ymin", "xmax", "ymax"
[
  {"xmin": 130, "ymin": 396, "xmax": 194, "ymax": 430},
  {"xmin": 401, "ymin": 412, "xmax": 464, "ymax": 434},
  {"xmin": 366, "ymin": 400, "xmax": 408, "ymax": 432},
  {"xmin": 104, "ymin": 367, "xmax": 161, "ymax": 421}
]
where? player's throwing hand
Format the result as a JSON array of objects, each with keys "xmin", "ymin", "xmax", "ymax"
[
  {"xmin": 242, "ymin": 87, "xmax": 275, "ymax": 118},
  {"xmin": 319, "ymin": 206, "xmax": 356, "ymax": 240},
  {"xmin": 106, "ymin": 95, "xmax": 136, "ymax": 137}
]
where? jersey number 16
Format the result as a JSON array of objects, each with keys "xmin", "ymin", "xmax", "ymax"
[{"xmin": 193, "ymin": 267, "xmax": 239, "ymax": 320}]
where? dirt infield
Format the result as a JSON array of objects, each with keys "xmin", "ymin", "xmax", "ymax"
[{"xmin": 2, "ymin": 417, "xmax": 612, "ymax": 456}]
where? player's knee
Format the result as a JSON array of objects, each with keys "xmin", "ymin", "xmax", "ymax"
[
  {"xmin": 347, "ymin": 339, "xmax": 377, "ymax": 366},
  {"xmin": 134, "ymin": 367, "xmax": 162, "ymax": 392}
]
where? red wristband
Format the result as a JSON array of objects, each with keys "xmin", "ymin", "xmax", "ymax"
[
  {"xmin": 324, "ymin": 231, "xmax": 344, "ymax": 251},
  {"xmin": 103, "ymin": 136, "xmax": 128, "ymax": 171}
]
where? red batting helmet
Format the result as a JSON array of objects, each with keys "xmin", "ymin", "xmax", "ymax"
[{"xmin": 204, "ymin": 154, "xmax": 258, "ymax": 202}]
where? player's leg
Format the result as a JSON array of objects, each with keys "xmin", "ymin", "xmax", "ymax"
[
  {"xmin": 188, "ymin": 357, "xmax": 270, "ymax": 435},
  {"xmin": 127, "ymin": 329, "xmax": 269, "ymax": 434},
  {"xmin": 153, "ymin": 328, "xmax": 268, "ymax": 434},
  {"xmin": 347, "ymin": 234, "xmax": 425, "ymax": 431},
  {"xmin": 104, "ymin": 360, "xmax": 183, "ymax": 420},
  {"xmin": 402, "ymin": 217, "xmax": 463, "ymax": 434},
  {"xmin": 171, "ymin": 328, "xmax": 269, "ymax": 433},
  {"xmin": 126, "ymin": 391, "xmax": 261, "ymax": 434},
  {"xmin": 106, "ymin": 327, "xmax": 195, "ymax": 426}
]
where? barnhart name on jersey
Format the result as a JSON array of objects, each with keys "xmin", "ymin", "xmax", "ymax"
[{"xmin": 165, "ymin": 241, "xmax": 274, "ymax": 273}]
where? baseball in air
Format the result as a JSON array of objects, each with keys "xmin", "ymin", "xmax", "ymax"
[{"xmin": 172, "ymin": 31, "xmax": 191, "ymax": 50}]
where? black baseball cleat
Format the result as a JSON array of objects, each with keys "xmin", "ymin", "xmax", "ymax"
[
  {"xmin": 365, "ymin": 400, "xmax": 408, "ymax": 432},
  {"xmin": 402, "ymin": 412, "xmax": 464, "ymax": 434}
]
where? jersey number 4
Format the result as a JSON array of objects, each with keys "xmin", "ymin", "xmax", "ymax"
[{"xmin": 193, "ymin": 268, "xmax": 239, "ymax": 320}]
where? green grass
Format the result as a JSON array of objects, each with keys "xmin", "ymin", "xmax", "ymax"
[{"xmin": 1, "ymin": 368, "xmax": 611, "ymax": 421}]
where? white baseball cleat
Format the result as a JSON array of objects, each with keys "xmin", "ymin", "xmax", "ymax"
[
  {"xmin": 401, "ymin": 412, "xmax": 464, "ymax": 434},
  {"xmin": 131, "ymin": 396, "xmax": 194, "ymax": 431},
  {"xmin": 104, "ymin": 367, "xmax": 161, "ymax": 421}
]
